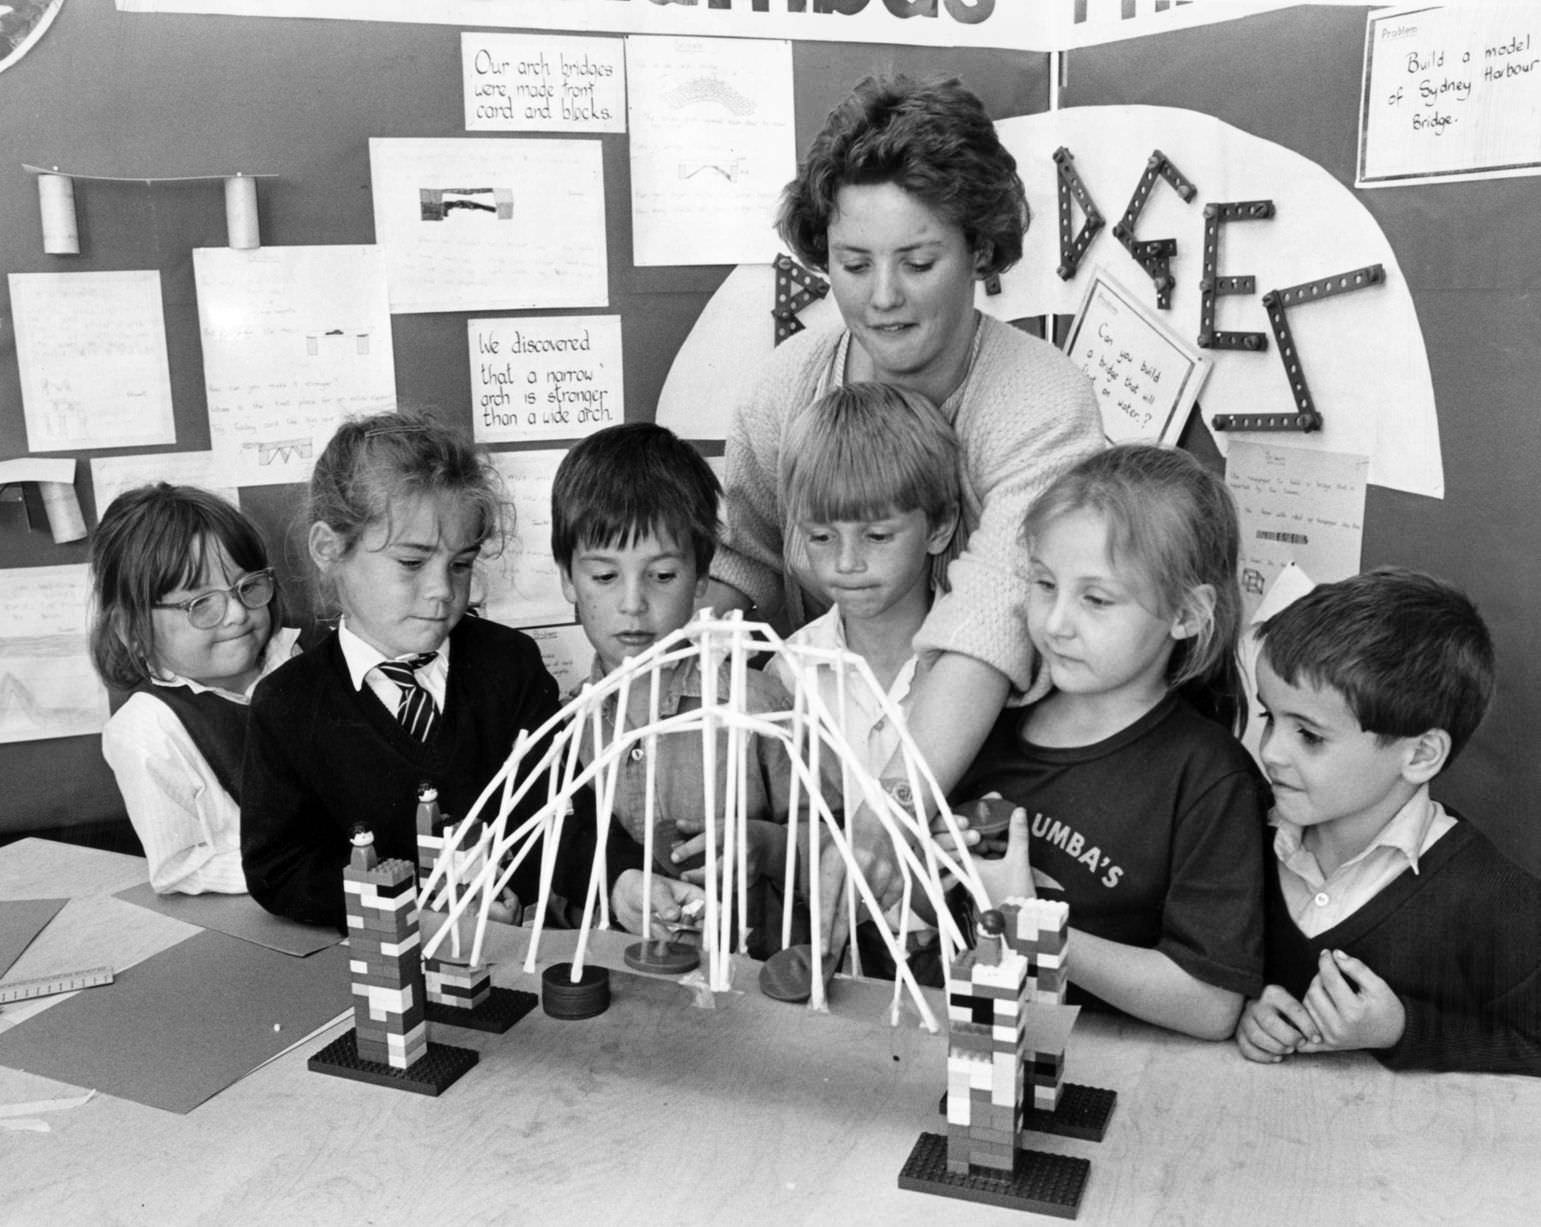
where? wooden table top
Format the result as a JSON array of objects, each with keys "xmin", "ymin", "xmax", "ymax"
[{"xmin": 2, "ymin": 837, "xmax": 1537, "ymax": 1226}]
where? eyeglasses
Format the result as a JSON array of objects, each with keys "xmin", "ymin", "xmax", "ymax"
[{"xmin": 154, "ymin": 569, "xmax": 276, "ymax": 629}]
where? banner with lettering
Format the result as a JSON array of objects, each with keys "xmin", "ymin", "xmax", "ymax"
[{"xmin": 115, "ymin": 0, "xmax": 1315, "ymax": 53}]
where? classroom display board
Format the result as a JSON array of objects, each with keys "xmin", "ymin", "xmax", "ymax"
[{"xmin": 2, "ymin": 2, "xmax": 1538, "ymax": 878}]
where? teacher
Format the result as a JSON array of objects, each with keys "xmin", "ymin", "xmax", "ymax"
[{"xmin": 710, "ymin": 75, "xmax": 1102, "ymax": 886}]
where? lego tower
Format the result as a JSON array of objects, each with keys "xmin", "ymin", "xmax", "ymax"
[
  {"xmin": 343, "ymin": 830, "xmax": 428, "ymax": 1070},
  {"xmin": 1001, "ymin": 897, "xmax": 1070, "ymax": 1114},
  {"xmin": 414, "ymin": 786, "xmax": 505, "ymax": 1023},
  {"xmin": 309, "ymin": 826, "xmax": 479, "ymax": 1094},
  {"xmin": 944, "ymin": 909, "xmax": 1030, "ymax": 1175},
  {"xmin": 898, "ymin": 901, "xmax": 1094, "ymax": 1217}
]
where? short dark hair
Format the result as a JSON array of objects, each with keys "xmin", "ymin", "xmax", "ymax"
[
  {"xmin": 551, "ymin": 423, "xmax": 720, "ymax": 576},
  {"xmin": 89, "ymin": 483, "xmax": 280, "ymax": 689},
  {"xmin": 778, "ymin": 74, "xmax": 1027, "ymax": 277},
  {"xmin": 1258, "ymin": 566, "xmax": 1495, "ymax": 763}
]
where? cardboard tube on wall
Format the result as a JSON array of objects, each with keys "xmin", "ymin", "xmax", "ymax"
[
  {"xmin": 225, "ymin": 174, "xmax": 260, "ymax": 250},
  {"xmin": 40, "ymin": 481, "xmax": 87, "ymax": 543},
  {"xmin": 38, "ymin": 174, "xmax": 79, "ymax": 255}
]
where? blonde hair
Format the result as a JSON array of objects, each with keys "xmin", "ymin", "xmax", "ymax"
[
  {"xmin": 1023, "ymin": 444, "xmax": 1244, "ymax": 727},
  {"xmin": 782, "ymin": 382, "xmax": 960, "ymax": 530}
]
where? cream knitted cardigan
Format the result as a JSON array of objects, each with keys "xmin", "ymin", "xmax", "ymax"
[{"xmin": 713, "ymin": 314, "xmax": 1103, "ymax": 692}]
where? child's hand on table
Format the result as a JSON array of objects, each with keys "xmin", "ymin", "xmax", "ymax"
[
  {"xmin": 1236, "ymin": 984, "xmax": 1320, "ymax": 1062},
  {"xmin": 1297, "ymin": 948, "xmax": 1406, "ymax": 1053}
]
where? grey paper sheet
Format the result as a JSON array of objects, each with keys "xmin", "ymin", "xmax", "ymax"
[
  {"xmin": 114, "ymin": 883, "xmax": 341, "ymax": 957},
  {"xmin": 0, "ymin": 929, "xmax": 351, "ymax": 1114}
]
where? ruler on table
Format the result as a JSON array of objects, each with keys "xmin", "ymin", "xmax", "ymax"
[{"xmin": 0, "ymin": 966, "xmax": 115, "ymax": 1004}]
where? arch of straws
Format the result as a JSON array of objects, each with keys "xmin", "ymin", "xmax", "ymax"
[{"xmin": 416, "ymin": 610, "xmax": 994, "ymax": 1033}]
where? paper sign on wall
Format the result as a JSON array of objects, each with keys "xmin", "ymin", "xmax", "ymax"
[
  {"xmin": 625, "ymin": 36, "xmax": 795, "ymax": 267},
  {"xmin": 10, "ymin": 271, "xmax": 176, "ymax": 453},
  {"xmin": 0, "ymin": 565, "xmax": 109, "ymax": 744},
  {"xmin": 91, "ymin": 452, "xmax": 238, "ymax": 516},
  {"xmin": 370, "ymin": 138, "xmax": 608, "ymax": 314},
  {"xmin": 194, "ymin": 246, "xmax": 397, "ymax": 487},
  {"xmin": 525, "ymin": 623, "xmax": 593, "ymax": 698},
  {"xmin": 1359, "ymin": 3, "xmax": 1541, "ymax": 187},
  {"xmin": 479, "ymin": 449, "xmax": 571, "ymax": 629},
  {"xmin": 1063, "ymin": 269, "xmax": 1210, "ymax": 445},
  {"xmin": 1225, "ymin": 441, "xmax": 1368, "ymax": 624},
  {"xmin": 462, "ymin": 33, "xmax": 625, "ymax": 133},
  {"xmin": 469, "ymin": 315, "xmax": 623, "ymax": 444}
]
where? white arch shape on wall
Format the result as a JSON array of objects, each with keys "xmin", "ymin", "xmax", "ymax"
[{"xmin": 417, "ymin": 610, "xmax": 993, "ymax": 1032}]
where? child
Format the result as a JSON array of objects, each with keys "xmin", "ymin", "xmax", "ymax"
[
  {"xmin": 769, "ymin": 382, "xmax": 959, "ymax": 770},
  {"xmin": 767, "ymin": 383, "xmax": 960, "ymax": 978},
  {"xmin": 954, "ymin": 444, "xmax": 1267, "ymax": 1040},
  {"xmin": 551, "ymin": 422, "xmax": 793, "ymax": 947},
  {"xmin": 1238, "ymin": 568, "xmax": 1541, "ymax": 1074},
  {"xmin": 241, "ymin": 412, "xmax": 578, "ymax": 929},
  {"xmin": 90, "ymin": 484, "xmax": 299, "ymax": 895}
]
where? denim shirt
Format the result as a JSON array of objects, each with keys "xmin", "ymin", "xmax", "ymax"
[{"xmin": 575, "ymin": 653, "xmax": 800, "ymax": 873}]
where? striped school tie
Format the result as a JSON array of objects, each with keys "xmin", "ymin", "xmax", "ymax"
[{"xmin": 376, "ymin": 653, "xmax": 440, "ymax": 742}]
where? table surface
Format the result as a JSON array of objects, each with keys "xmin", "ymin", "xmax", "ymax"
[{"xmin": 2, "ymin": 837, "xmax": 1538, "ymax": 1227}]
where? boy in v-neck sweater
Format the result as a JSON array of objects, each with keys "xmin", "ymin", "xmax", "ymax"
[{"xmin": 1239, "ymin": 567, "xmax": 1541, "ymax": 1075}]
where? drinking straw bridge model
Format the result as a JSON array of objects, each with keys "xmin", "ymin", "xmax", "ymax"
[{"xmin": 416, "ymin": 609, "xmax": 995, "ymax": 1032}]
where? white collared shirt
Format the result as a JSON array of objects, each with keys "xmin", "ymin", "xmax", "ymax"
[
  {"xmin": 337, "ymin": 618, "xmax": 451, "ymax": 714},
  {"xmin": 768, "ymin": 605, "xmax": 920, "ymax": 785},
  {"xmin": 102, "ymin": 626, "xmax": 302, "ymax": 895},
  {"xmin": 1272, "ymin": 785, "xmax": 1456, "ymax": 936}
]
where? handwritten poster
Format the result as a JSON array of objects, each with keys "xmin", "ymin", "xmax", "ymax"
[
  {"xmin": 524, "ymin": 622, "xmax": 593, "ymax": 698},
  {"xmin": 462, "ymin": 32, "xmax": 625, "ymax": 133},
  {"xmin": 625, "ymin": 36, "xmax": 795, "ymax": 267},
  {"xmin": 9, "ymin": 271, "xmax": 176, "ymax": 453},
  {"xmin": 91, "ymin": 452, "xmax": 238, "ymax": 516},
  {"xmin": 469, "ymin": 315, "xmax": 623, "ymax": 445},
  {"xmin": 0, "ymin": 565, "xmax": 109, "ymax": 744},
  {"xmin": 1359, "ymin": 2, "xmax": 1541, "ymax": 187},
  {"xmin": 1063, "ymin": 269, "xmax": 1210, "ymax": 445},
  {"xmin": 370, "ymin": 138, "xmax": 607, "ymax": 314},
  {"xmin": 479, "ymin": 449, "xmax": 571, "ymax": 628},
  {"xmin": 194, "ymin": 246, "xmax": 397, "ymax": 487},
  {"xmin": 1225, "ymin": 441, "xmax": 1368, "ymax": 624}
]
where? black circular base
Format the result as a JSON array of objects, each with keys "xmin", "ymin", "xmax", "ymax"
[
  {"xmin": 541, "ymin": 962, "xmax": 611, "ymax": 1020},
  {"xmin": 624, "ymin": 938, "xmax": 700, "ymax": 976}
]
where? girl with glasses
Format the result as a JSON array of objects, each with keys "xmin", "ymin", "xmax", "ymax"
[{"xmin": 89, "ymin": 483, "xmax": 298, "ymax": 895}]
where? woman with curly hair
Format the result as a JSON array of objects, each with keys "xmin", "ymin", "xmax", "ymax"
[{"xmin": 711, "ymin": 77, "xmax": 1103, "ymax": 903}]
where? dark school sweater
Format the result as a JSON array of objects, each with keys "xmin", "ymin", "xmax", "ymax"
[
  {"xmin": 1266, "ymin": 817, "xmax": 1541, "ymax": 1075},
  {"xmin": 133, "ymin": 683, "xmax": 249, "ymax": 804},
  {"xmin": 242, "ymin": 616, "xmax": 595, "ymax": 929}
]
